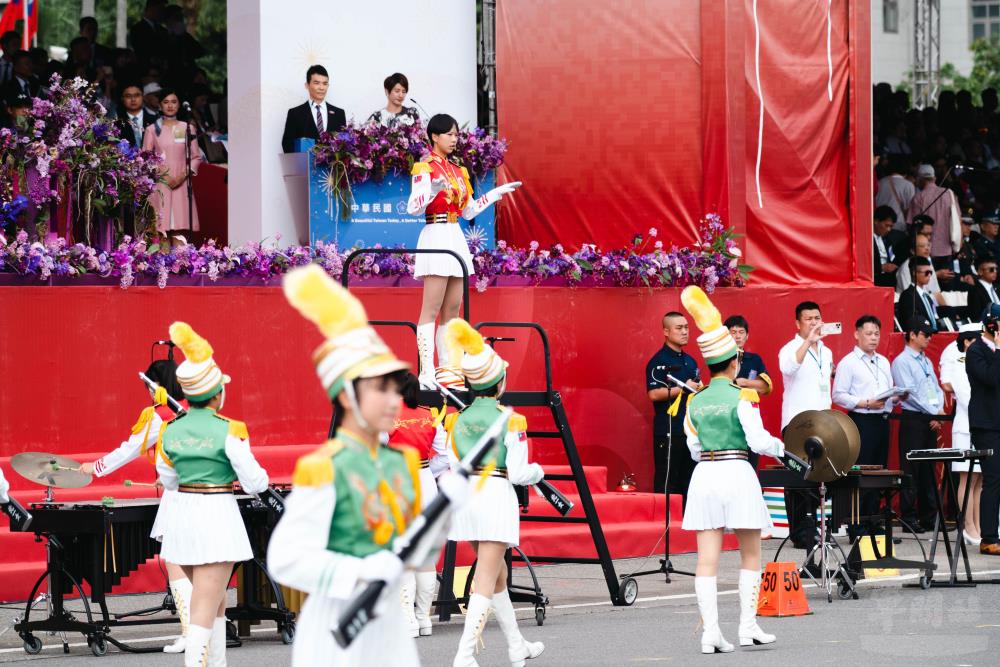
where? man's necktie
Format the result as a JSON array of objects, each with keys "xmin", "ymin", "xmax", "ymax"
[
  {"xmin": 314, "ymin": 104, "xmax": 323, "ymax": 134},
  {"xmin": 132, "ymin": 117, "xmax": 142, "ymax": 145},
  {"xmin": 922, "ymin": 291, "xmax": 937, "ymax": 324}
]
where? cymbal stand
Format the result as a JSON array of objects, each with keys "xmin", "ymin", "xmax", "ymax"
[{"xmin": 799, "ymin": 482, "xmax": 856, "ymax": 603}]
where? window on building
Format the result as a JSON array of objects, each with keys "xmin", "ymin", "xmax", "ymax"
[
  {"xmin": 884, "ymin": 0, "xmax": 899, "ymax": 34},
  {"xmin": 972, "ymin": 0, "xmax": 1000, "ymax": 42}
]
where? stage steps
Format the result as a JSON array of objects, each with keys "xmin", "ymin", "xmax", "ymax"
[{"xmin": 0, "ymin": 447, "xmax": 720, "ymax": 602}]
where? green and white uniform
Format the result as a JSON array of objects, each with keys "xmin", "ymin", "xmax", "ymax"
[
  {"xmin": 267, "ymin": 430, "xmax": 422, "ymax": 667},
  {"xmin": 681, "ymin": 379, "xmax": 785, "ymax": 530},
  {"xmin": 444, "ymin": 397, "xmax": 544, "ymax": 547},
  {"xmin": 155, "ymin": 407, "xmax": 269, "ymax": 564}
]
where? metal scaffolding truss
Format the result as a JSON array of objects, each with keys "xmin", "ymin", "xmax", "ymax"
[{"xmin": 912, "ymin": 0, "xmax": 941, "ymax": 108}]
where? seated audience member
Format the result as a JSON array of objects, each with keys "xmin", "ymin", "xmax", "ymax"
[
  {"xmin": 897, "ymin": 235, "xmax": 943, "ymax": 294},
  {"xmin": 114, "ymin": 83, "xmax": 157, "ymax": 147},
  {"xmin": 142, "ymin": 82, "xmax": 162, "ymax": 115},
  {"xmin": 875, "ymin": 154, "xmax": 916, "ymax": 231},
  {"xmin": 1, "ymin": 50, "xmax": 41, "ymax": 99},
  {"xmin": 281, "ymin": 64, "xmax": 346, "ymax": 153},
  {"xmin": 971, "ymin": 209, "xmax": 1000, "ymax": 261},
  {"xmin": 874, "ymin": 205, "xmax": 904, "ymax": 287},
  {"xmin": 368, "ymin": 72, "xmax": 420, "ymax": 128},
  {"xmin": 968, "ymin": 257, "xmax": 1000, "ymax": 322},
  {"xmin": 0, "ymin": 90, "xmax": 29, "ymax": 130},
  {"xmin": 896, "ymin": 257, "xmax": 940, "ymax": 331}
]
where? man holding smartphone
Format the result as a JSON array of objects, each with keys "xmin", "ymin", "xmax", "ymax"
[
  {"xmin": 778, "ymin": 302, "xmax": 834, "ymax": 555},
  {"xmin": 646, "ymin": 311, "xmax": 702, "ymax": 503}
]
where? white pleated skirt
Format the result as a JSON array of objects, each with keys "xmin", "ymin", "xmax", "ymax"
[
  {"xmin": 158, "ymin": 492, "xmax": 253, "ymax": 565},
  {"xmin": 149, "ymin": 488, "xmax": 177, "ymax": 542},
  {"xmin": 291, "ymin": 580, "xmax": 419, "ymax": 667},
  {"xmin": 449, "ymin": 476, "xmax": 520, "ymax": 547},
  {"xmin": 414, "ymin": 223, "xmax": 474, "ymax": 279},
  {"xmin": 418, "ymin": 467, "xmax": 438, "ymax": 510},
  {"xmin": 681, "ymin": 459, "xmax": 773, "ymax": 531},
  {"xmin": 952, "ymin": 432, "xmax": 975, "ymax": 472}
]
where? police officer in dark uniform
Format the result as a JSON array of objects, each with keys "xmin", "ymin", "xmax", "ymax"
[{"xmin": 646, "ymin": 311, "xmax": 702, "ymax": 505}]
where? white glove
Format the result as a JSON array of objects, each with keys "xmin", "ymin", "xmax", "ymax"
[
  {"xmin": 437, "ymin": 471, "xmax": 471, "ymax": 508},
  {"xmin": 484, "ymin": 181, "xmax": 522, "ymax": 205},
  {"xmin": 0, "ymin": 476, "xmax": 9, "ymax": 504},
  {"xmin": 359, "ymin": 549, "xmax": 404, "ymax": 584},
  {"xmin": 430, "ymin": 176, "xmax": 450, "ymax": 195}
]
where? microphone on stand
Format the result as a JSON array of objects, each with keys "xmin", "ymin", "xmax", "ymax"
[{"xmin": 409, "ymin": 98, "xmax": 432, "ymax": 120}]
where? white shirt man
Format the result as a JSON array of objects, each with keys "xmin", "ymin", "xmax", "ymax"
[
  {"xmin": 832, "ymin": 346, "xmax": 895, "ymax": 415},
  {"xmin": 876, "ymin": 172, "xmax": 917, "ymax": 232},
  {"xmin": 778, "ymin": 305, "xmax": 834, "ymax": 430},
  {"xmin": 778, "ymin": 302, "xmax": 834, "ymax": 551}
]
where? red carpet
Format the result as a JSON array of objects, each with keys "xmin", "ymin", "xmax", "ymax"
[{"xmin": 0, "ymin": 448, "xmax": 724, "ymax": 602}]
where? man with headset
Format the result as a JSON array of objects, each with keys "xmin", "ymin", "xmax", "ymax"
[{"xmin": 965, "ymin": 305, "xmax": 1000, "ymax": 555}]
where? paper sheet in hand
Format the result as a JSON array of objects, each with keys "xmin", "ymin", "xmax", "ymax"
[{"xmin": 873, "ymin": 387, "xmax": 906, "ymax": 401}]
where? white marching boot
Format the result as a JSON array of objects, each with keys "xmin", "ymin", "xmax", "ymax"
[
  {"xmin": 164, "ymin": 577, "xmax": 192, "ymax": 653},
  {"xmin": 453, "ymin": 593, "xmax": 491, "ymax": 667},
  {"xmin": 416, "ymin": 322, "xmax": 436, "ymax": 389},
  {"xmin": 695, "ymin": 576, "xmax": 734, "ymax": 654},
  {"xmin": 400, "ymin": 571, "xmax": 420, "ymax": 638},
  {"xmin": 208, "ymin": 617, "xmax": 227, "ymax": 667},
  {"xmin": 183, "ymin": 624, "xmax": 212, "ymax": 667},
  {"xmin": 436, "ymin": 325, "xmax": 452, "ymax": 369},
  {"xmin": 738, "ymin": 570, "xmax": 776, "ymax": 647},
  {"xmin": 493, "ymin": 589, "xmax": 544, "ymax": 667},
  {"xmin": 414, "ymin": 570, "xmax": 437, "ymax": 637}
]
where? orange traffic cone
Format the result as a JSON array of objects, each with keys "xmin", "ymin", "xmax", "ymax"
[{"xmin": 756, "ymin": 562, "xmax": 812, "ymax": 617}]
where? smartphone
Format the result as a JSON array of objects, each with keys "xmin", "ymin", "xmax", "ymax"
[{"xmin": 820, "ymin": 322, "xmax": 842, "ymax": 336}]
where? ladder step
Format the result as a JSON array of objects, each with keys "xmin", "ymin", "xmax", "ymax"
[
  {"xmin": 520, "ymin": 516, "xmax": 589, "ymax": 523},
  {"xmin": 526, "ymin": 431, "xmax": 561, "ymax": 438}
]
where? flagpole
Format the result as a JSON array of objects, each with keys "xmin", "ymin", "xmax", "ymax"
[{"xmin": 22, "ymin": 0, "xmax": 29, "ymax": 49}]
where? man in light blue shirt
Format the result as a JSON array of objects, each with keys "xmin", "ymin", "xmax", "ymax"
[{"xmin": 891, "ymin": 318, "xmax": 944, "ymax": 531}]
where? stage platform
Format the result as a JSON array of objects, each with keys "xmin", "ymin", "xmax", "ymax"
[{"xmin": 0, "ymin": 282, "xmax": 894, "ymax": 601}]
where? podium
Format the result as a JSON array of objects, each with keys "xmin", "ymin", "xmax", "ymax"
[{"xmin": 291, "ymin": 139, "xmax": 496, "ymax": 249}]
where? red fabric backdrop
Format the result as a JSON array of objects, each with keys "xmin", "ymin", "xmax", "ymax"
[{"xmin": 496, "ymin": 0, "xmax": 871, "ymax": 286}]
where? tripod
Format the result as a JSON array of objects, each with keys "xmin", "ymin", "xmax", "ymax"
[
  {"xmin": 627, "ymin": 372, "xmax": 695, "ymax": 584},
  {"xmin": 797, "ymin": 482, "xmax": 856, "ymax": 603}
]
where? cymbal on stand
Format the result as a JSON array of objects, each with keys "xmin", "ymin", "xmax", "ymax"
[
  {"xmin": 10, "ymin": 452, "xmax": 93, "ymax": 489},
  {"xmin": 782, "ymin": 410, "xmax": 860, "ymax": 483}
]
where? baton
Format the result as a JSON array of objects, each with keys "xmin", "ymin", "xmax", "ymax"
[
  {"xmin": 1, "ymin": 496, "xmax": 33, "ymax": 531},
  {"xmin": 333, "ymin": 409, "xmax": 511, "ymax": 648},
  {"xmin": 429, "ymin": 380, "xmax": 571, "ymax": 514},
  {"xmin": 139, "ymin": 372, "xmax": 185, "ymax": 414}
]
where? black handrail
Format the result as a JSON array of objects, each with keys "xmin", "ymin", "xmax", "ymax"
[
  {"xmin": 340, "ymin": 248, "xmax": 470, "ymax": 322},
  {"xmin": 473, "ymin": 322, "xmax": 554, "ymax": 394}
]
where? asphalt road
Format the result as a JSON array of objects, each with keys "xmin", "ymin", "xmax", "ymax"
[{"xmin": 0, "ymin": 534, "xmax": 998, "ymax": 665}]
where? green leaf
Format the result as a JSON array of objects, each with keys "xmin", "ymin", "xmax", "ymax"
[{"xmin": 148, "ymin": 243, "xmax": 161, "ymax": 254}]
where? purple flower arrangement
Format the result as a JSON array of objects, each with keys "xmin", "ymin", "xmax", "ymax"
[
  {"xmin": 311, "ymin": 120, "xmax": 508, "ymax": 219},
  {"xmin": 0, "ymin": 75, "xmax": 163, "ymax": 234},
  {"xmin": 0, "ymin": 214, "xmax": 750, "ymax": 291}
]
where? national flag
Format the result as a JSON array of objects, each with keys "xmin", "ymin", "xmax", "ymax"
[{"xmin": 0, "ymin": 1, "xmax": 39, "ymax": 50}]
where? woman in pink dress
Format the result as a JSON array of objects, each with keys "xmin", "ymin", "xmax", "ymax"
[{"xmin": 142, "ymin": 89, "xmax": 201, "ymax": 237}]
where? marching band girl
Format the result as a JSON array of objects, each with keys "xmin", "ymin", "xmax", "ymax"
[
  {"xmin": 155, "ymin": 323, "xmax": 269, "ymax": 667},
  {"xmin": 443, "ymin": 318, "xmax": 546, "ymax": 667},
  {"xmin": 679, "ymin": 287, "xmax": 783, "ymax": 654},
  {"xmin": 268, "ymin": 265, "xmax": 429, "ymax": 666},
  {"xmin": 406, "ymin": 113, "xmax": 521, "ymax": 388},
  {"xmin": 389, "ymin": 372, "xmax": 450, "ymax": 638},
  {"xmin": 80, "ymin": 357, "xmax": 192, "ymax": 653}
]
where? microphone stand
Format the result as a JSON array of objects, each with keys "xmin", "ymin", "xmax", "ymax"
[
  {"xmin": 183, "ymin": 106, "xmax": 195, "ymax": 238},
  {"xmin": 627, "ymin": 369, "xmax": 697, "ymax": 583}
]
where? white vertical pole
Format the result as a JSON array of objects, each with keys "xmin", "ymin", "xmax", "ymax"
[
  {"xmin": 81, "ymin": 0, "xmax": 95, "ymax": 18},
  {"xmin": 22, "ymin": 0, "xmax": 30, "ymax": 49},
  {"xmin": 116, "ymin": 0, "xmax": 127, "ymax": 48}
]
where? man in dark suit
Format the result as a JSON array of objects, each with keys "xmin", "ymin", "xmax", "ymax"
[
  {"xmin": 114, "ymin": 83, "xmax": 157, "ymax": 147},
  {"xmin": 281, "ymin": 64, "xmax": 347, "ymax": 153},
  {"xmin": 0, "ymin": 51, "xmax": 41, "ymax": 100},
  {"xmin": 129, "ymin": 0, "xmax": 168, "ymax": 69},
  {"xmin": 966, "ymin": 304, "xmax": 1000, "ymax": 555},
  {"xmin": 896, "ymin": 256, "xmax": 939, "ymax": 330},
  {"xmin": 874, "ymin": 205, "xmax": 905, "ymax": 288},
  {"xmin": 968, "ymin": 256, "xmax": 1000, "ymax": 322},
  {"xmin": 79, "ymin": 17, "xmax": 113, "ymax": 69}
]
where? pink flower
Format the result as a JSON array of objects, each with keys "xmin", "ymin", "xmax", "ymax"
[
  {"xmin": 648, "ymin": 227, "xmax": 658, "ymax": 238},
  {"xmin": 654, "ymin": 240, "xmax": 663, "ymax": 250},
  {"xmin": 529, "ymin": 241, "xmax": 539, "ymax": 251}
]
